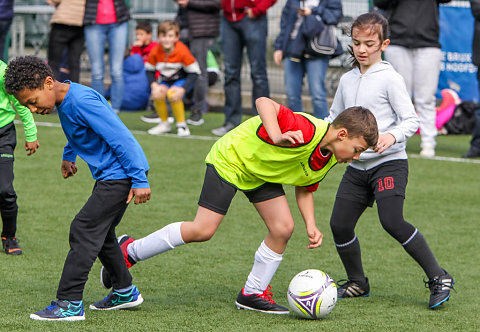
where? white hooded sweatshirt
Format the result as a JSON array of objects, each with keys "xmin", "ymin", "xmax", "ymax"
[{"xmin": 326, "ymin": 61, "xmax": 420, "ymax": 170}]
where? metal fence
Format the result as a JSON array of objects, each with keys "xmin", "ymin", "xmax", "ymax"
[{"xmin": 10, "ymin": 1, "xmax": 469, "ymax": 100}]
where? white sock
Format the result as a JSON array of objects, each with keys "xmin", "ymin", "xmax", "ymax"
[
  {"xmin": 243, "ymin": 241, "xmax": 283, "ymax": 295},
  {"xmin": 127, "ymin": 222, "xmax": 185, "ymax": 262}
]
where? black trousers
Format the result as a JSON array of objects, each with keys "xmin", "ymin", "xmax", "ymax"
[
  {"xmin": 47, "ymin": 23, "xmax": 85, "ymax": 83},
  {"xmin": 0, "ymin": 123, "xmax": 18, "ymax": 238},
  {"xmin": 56, "ymin": 179, "xmax": 133, "ymax": 301}
]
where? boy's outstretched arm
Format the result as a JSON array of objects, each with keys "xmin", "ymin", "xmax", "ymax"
[
  {"xmin": 295, "ymin": 186, "xmax": 323, "ymax": 249},
  {"xmin": 256, "ymin": 97, "xmax": 304, "ymax": 146}
]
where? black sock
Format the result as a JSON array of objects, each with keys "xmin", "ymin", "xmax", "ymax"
[
  {"xmin": 403, "ymin": 231, "xmax": 443, "ymax": 279},
  {"xmin": 1, "ymin": 206, "xmax": 18, "ymax": 238},
  {"xmin": 336, "ymin": 236, "xmax": 367, "ymax": 285}
]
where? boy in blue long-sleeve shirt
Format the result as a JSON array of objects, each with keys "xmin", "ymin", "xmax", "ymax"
[{"xmin": 4, "ymin": 56, "xmax": 151, "ymax": 321}]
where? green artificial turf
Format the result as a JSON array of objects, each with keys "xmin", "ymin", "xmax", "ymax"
[{"xmin": 0, "ymin": 110, "xmax": 478, "ymax": 331}]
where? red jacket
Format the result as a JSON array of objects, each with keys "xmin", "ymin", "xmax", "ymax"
[{"xmin": 222, "ymin": 0, "xmax": 277, "ymax": 22}]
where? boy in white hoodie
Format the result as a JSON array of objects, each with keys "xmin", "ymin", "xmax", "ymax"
[{"xmin": 325, "ymin": 12, "xmax": 454, "ymax": 310}]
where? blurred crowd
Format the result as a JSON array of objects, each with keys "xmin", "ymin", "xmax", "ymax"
[{"xmin": 0, "ymin": 0, "xmax": 479, "ymax": 157}]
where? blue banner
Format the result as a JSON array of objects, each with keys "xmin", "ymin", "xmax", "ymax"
[{"xmin": 438, "ymin": 5, "xmax": 478, "ymax": 102}]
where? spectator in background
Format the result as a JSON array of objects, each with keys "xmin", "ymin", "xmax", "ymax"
[
  {"xmin": 145, "ymin": 21, "xmax": 200, "ymax": 137},
  {"xmin": 83, "ymin": 0, "xmax": 130, "ymax": 114},
  {"xmin": 274, "ymin": 0, "xmax": 342, "ymax": 120},
  {"xmin": 462, "ymin": 0, "xmax": 480, "ymax": 158},
  {"xmin": 130, "ymin": 21, "xmax": 158, "ymax": 62},
  {"xmin": 0, "ymin": 0, "xmax": 14, "ymax": 62},
  {"xmin": 175, "ymin": 0, "xmax": 220, "ymax": 127},
  {"xmin": 374, "ymin": 0, "xmax": 451, "ymax": 158},
  {"xmin": 211, "ymin": 0, "xmax": 276, "ymax": 137},
  {"xmin": 46, "ymin": 0, "xmax": 86, "ymax": 83}
]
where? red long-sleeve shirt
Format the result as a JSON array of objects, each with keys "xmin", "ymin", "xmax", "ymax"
[{"xmin": 221, "ymin": 0, "xmax": 277, "ymax": 22}]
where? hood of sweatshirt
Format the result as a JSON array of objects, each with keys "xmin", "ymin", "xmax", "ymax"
[{"xmin": 327, "ymin": 61, "xmax": 419, "ymax": 170}]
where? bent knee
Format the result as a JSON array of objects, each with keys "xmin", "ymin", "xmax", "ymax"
[{"xmin": 270, "ymin": 220, "xmax": 294, "ymax": 240}]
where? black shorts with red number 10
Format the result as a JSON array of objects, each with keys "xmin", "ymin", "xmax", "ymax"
[{"xmin": 335, "ymin": 159, "xmax": 409, "ymax": 207}]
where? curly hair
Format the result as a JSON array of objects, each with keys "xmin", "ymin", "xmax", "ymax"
[{"xmin": 4, "ymin": 56, "xmax": 54, "ymax": 95}]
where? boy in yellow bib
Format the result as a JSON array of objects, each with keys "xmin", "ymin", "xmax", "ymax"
[{"xmin": 99, "ymin": 97, "xmax": 378, "ymax": 314}]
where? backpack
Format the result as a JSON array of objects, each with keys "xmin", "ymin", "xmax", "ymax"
[{"xmin": 443, "ymin": 101, "xmax": 478, "ymax": 135}]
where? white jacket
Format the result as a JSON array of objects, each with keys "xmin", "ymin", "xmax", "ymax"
[{"xmin": 326, "ymin": 61, "xmax": 420, "ymax": 170}]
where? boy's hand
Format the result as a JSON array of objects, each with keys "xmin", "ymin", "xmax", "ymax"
[
  {"xmin": 306, "ymin": 226, "xmax": 323, "ymax": 249},
  {"xmin": 167, "ymin": 87, "xmax": 185, "ymax": 102},
  {"xmin": 246, "ymin": 8, "xmax": 256, "ymax": 18},
  {"xmin": 61, "ymin": 160, "xmax": 77, "ymax": 178},
  {"xmin": 25, "ymin": 140, "xmax": 40, "ymax": 156},
  {"xmin": 177, "ymin": 0, "xmax": 189, "ymax": 7},
  {"xmin": 272, "ymin": 130, "xmax": 304, "ymax": 146},
  {"xmin": 273, "ymin": 50, "xmax": 283, "ymax": 66},
  {"xmin": 374, "ymin": 133, "xmax": 396, "ymax": 154},
  {"xmin": 127, "ymin": 187, "xmax": 151, "ymax": 205},
  {"xmin": 298, "ymin": 8, "xmax": 312, "ymax": 16}
]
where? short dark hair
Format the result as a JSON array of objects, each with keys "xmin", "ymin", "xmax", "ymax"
[
  {"xmin": 4, "ymin": 56, "xmax": 53, "ymax": 95},
  {"xmin": 331, "ymin": 106, "xmax": 378, "ymax": 147},
  {"xmin": 136, "ymin": 21, "xmax": 152, "ymax": 34}
]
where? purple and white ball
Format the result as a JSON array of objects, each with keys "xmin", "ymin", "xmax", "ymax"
[{"xmin": 287, "ymin": 269, "xmax": 337, "ymax": 319}]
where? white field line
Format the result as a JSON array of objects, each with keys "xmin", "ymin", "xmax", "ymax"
[
  {"xmin": 16, "ymin": 120, "xmax": 480, "ymax": 164},
  {"xmin": 15, "ymin": 120, "xmax": 218, "ymax": 141}
]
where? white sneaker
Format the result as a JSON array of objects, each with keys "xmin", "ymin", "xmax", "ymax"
[
  {"xmin": 177, "ymin": 125, "xmax": 191, "ymax": 137},
  {"xmin": 211, "ymin": 123, "xmax": 235, "ymax": 136},
  {"xmin": 148, "ymin": 121, "xmax": 171, "ymax": 135},
  {"xmin": 420, "ymin": 143, "xmax": 435, "ymax": 158}
]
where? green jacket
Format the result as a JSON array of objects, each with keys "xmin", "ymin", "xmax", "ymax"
[{"xmin": 0, "ymin": 61, "xmax": 37, "ymax": 142}]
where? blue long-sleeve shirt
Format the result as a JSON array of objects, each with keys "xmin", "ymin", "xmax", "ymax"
[{"xmin": 58, "ymin": 82, "xmax": 150, "ymax": 188}]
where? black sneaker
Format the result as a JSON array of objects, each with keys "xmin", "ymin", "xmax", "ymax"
[
  {"xmin": 187, "ymin": 110, "xmax": 205, "ymax": 126},
  {"xmin": 235, "ymin": 285, "xmax": 289, "ymax": 315},
  {"xmin": 425, "ymin": 269, "xmax": 454, "ymax": 309},
  {"xmin": 140, "ymin": 112, "xmax": 161, "ymax": 123},
  {"xmin": 2, "ymin": 236, "xmax": 22, "ymax": 255},
  {"xmin": 89, "ymin": 285, "xmax": 143, "ymax": 310},
  {"xmin": 462, "ymin": 147, "xmax": 480, "ymax": 158},
  {"xmin": 337, "ymin": 278, "xmax": 370, "ymax": 299}
]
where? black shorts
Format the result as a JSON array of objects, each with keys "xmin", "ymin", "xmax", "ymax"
[
  {"xmin": 336, "ymin": 159, "xmax": 408, "ymax": 207},
  {"xmin": 198, "ymin": 164, "xmax": 285, "ymax": 215}
]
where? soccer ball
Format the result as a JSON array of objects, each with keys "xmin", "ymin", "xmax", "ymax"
[{"xmin": 287, "ymin": 269, "xmax": 337, "ymax": 319}]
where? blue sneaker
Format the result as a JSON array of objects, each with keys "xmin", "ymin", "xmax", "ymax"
[
  {"xmin": 30, "ymin": 300, "xmax": 85, "ymax": 321},
  {"xmin": 89, "ymin": 285, "xmax": 143, "ymax": 310}
]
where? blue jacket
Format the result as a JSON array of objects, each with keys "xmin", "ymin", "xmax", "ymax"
[
  {"xmin": 120, "ymin": 54, "xmax": 150, "ymax": 111},
  {"xmin": 274, "ymin": 0, "xmax": 342, "ymax": 58},
  {"xmin": 0, "ymin": 0, "xmax": 14, "ymax": 20},
  {"xmin": 59, "ymin": 83, "xmax": 150, "ymax": 188}
]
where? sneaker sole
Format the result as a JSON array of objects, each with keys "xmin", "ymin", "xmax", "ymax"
[
  {"xmin": 234, "ymin": 301, "xmax": 290, "ymax": 315},
  {"xmin": 5, "ymin": 248, "xmax": 22, "ymax": 255},
  {"xmin": 186, "ymin": 119, "xmax": 204, "ymax": 126},
  {"xmin": 140, "ymin": 117, "xmax": 161, "ymax": 124},
  {"xmin": 429, "ymin": 294, "xmax": 450, "ymax": 309},
  {"xmin": 338, "ymin": 291, "xmax": 370, "ymax": 300},
  {"xmin": 89, "ymin": 294, "xmax": 144, "ymax": 311},
  {"xmin": 29, "ymin": 313, "xmax": 85, "ymax": 321}
]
